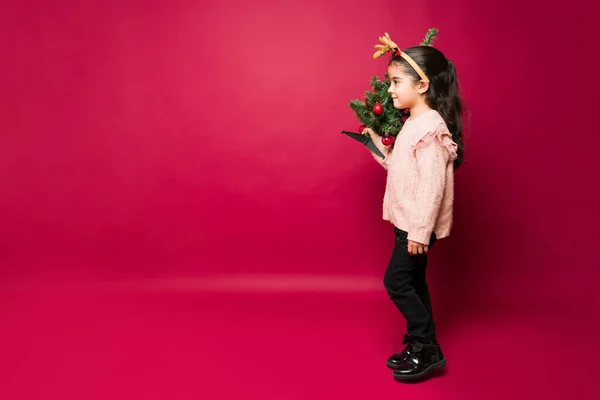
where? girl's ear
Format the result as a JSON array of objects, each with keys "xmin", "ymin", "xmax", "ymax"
[{"xmin": 417, "ymin": 80, "xmax": 429, "ymax": 94}]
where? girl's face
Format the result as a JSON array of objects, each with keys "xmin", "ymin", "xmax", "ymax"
[{"xmin": 387, "ymin": 64, "xmax": 421, "ymax": 110}]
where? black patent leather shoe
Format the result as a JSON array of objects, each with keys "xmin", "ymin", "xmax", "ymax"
[
  {"xmin": 392, "ymin": 342, "xmax": 446, "ymax": 381},
  {"xmin": 386, "ymin": 334, "xmax": 418, "ymax": 369}
]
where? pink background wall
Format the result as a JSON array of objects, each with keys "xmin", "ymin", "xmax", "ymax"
[{"xmin": 1, "ymin": 0, "xmax": 598, "ymax": 312}]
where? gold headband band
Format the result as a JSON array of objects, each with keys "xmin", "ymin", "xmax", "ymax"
[
  {"xmin": 373, "ymin": 32, "xmax": 430, "ymax": 83},
  {"xmin": 398, "ymin": 51, "xmax": 429, "ymax": 83}
]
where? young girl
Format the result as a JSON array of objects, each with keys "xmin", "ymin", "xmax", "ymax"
[{"xmin": 363, "ymin": 43, "xmax": 464, "ymax": 381}]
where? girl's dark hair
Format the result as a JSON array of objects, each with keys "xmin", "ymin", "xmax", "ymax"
[{"xmin": 389, "ymin": 46, "xmax": 465, "ymax": 169}]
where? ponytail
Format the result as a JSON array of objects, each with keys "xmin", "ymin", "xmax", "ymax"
[{"xmin": 429, "ymin": 60, "xmax": 464, "ymax": 170}]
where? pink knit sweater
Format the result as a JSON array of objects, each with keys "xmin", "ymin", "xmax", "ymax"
[{"xmin": 372, "ymin": 109, "xmax": 458, "ymax": 245}]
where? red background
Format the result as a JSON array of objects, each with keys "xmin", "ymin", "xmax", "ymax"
[
  {"xmin": 2, "ymin": 0, "xmax": 597, "ymax": 308},
  {"xmin": 1, "ymin": 0, "xmax": 598, "ymax": 398}
]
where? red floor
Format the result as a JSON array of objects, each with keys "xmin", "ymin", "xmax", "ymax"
[{"xmin": 0, "ymin": 275, "xmax": 596, "ymax": 400}]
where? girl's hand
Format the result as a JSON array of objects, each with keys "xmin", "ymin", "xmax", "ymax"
[
  {"xmin": 362, "ymin": 127, "xmax": 389, "ymax": 163},
  {"xmin": 408, "ymin": 240, "xmax": 428, "ymax": 255},
  {"xmin": 362, "ymin": 127, "xmax": 378, "ymax": 139}
]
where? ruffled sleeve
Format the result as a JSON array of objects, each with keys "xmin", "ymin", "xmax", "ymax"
[{"xmin": 410, "ymin": 120, "xmax": 458, "ymax": 161}]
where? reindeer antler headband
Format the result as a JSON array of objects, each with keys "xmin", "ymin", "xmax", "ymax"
[{"xmin": 373, "ymin": 32, "xmax": 429, "ymax": 83}]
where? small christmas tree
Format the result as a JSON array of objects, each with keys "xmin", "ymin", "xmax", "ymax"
[{"xmin": 347, "ymin": 29, "xmax": 439, "ymax": 144}]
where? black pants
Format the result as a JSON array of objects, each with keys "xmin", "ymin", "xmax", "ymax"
[{"xmin": 383, "ymin": 227, "xmax": 437, "ymax": 341}]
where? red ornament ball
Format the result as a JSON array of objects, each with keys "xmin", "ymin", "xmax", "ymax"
[
  {"xmin": 372, "ymin": 102, "xmax": 383, "ymax": 116},
  {"xmin": 358, "ymin": 125, "xmax": 365, "ymax": 134},
  {"xmin": 382, "ymin": 134, "xmax": 395, "ymax": 146}
]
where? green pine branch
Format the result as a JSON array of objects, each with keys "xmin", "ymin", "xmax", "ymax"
[
  {"xmin": 349, "ymin": 74, "xmax": 406, "ymax": 137},
  {"xmin": 420, "ymin": 28, "xmax": 438, "ymax": 46}
]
